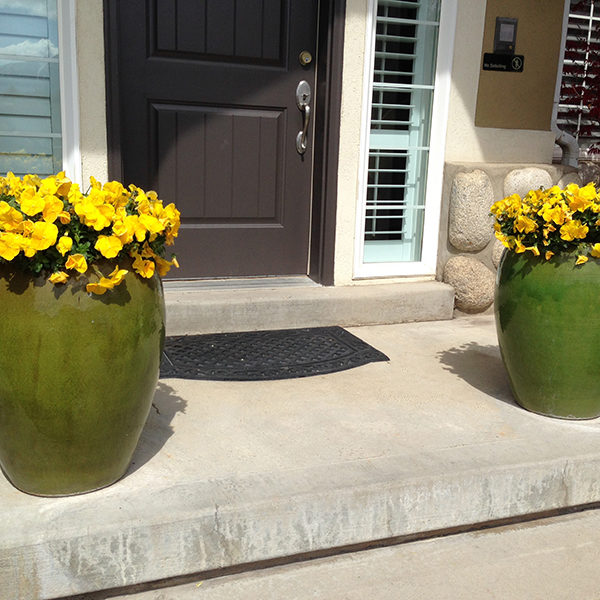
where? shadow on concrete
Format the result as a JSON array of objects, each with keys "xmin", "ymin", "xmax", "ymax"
[
  {"xmin": 127, "ymin": 381, "xmax": 187, "ymax": 475},
  {"xmin": 437, "ymin": 342, "xmax": 517, "ymax": 407}
]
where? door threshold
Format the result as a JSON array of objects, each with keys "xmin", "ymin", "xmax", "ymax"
[{"xmin": 163, "ymin": 276, "xmax": 320, "ymax": 292}]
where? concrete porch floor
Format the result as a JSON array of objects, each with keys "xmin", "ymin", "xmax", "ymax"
[{"xmin": 3, "ymin": 315, "xmax": 600, "ymax": 599}]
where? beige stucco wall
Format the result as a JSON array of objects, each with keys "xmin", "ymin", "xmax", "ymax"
[
  {"xmin": 76, "ymin": 0, "xmax": 108, "ymax": 184},
  {"xmin": 444, "ymin": 0, "xmax": 559, "ymax": 163},
  {"xmin": 333, "ymin": 0, "xmax": 370, "ymax": 285}
]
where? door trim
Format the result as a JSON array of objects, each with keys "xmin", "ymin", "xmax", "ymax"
[{"xmin": 103, "ymin": 0, "xmax": 345, "ymax": 286}]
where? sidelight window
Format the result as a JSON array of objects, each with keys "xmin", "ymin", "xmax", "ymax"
[{"xmin": 356, "ymin": 0, "xmax": 452, "ymax": 277}]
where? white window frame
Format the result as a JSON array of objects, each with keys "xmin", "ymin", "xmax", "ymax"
[
  {"xmin": 57, "ymin": 0, "xmax": 81, "ymax": 184},
  {"xmin": 354, "ymin": 0, "xmax": 457, "ymax": 278}
]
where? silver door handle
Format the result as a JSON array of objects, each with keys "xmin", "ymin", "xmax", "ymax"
[{"xmin": 295, "ymin": 80, "xmax": 311, "ymax": 155}]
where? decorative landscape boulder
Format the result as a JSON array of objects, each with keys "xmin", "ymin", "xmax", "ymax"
[
  {"xmin": 443, "ymin": 256, "xmax": 495, "ymax": 313},
  {"xmin": 503, "ymin": 167, "xmax": 552, "ymax": 198},
  {"xmin": 448, "ymin": 170, "xmax": 494, "ymax": 252}
]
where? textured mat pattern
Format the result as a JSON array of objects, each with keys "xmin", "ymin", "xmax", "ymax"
[{"xmin": 160, "ymin": 327, "xmax": 389, "ymax": 381}]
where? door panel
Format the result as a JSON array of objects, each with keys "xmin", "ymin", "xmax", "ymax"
[
  {"xmin": 153, "ymin": 104, "xmax": 282, "ymax": 221},
  {"xmin": 110, "ymin": 0, "xmax": 317, "ymax": 278}
]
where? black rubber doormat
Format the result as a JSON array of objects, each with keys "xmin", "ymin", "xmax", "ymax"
[{"xmin": 160, "ymin": 326, "xmax": 389, "ymax": 381}]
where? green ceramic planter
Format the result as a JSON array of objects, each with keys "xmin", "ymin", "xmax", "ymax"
[
  {"xmin": 495, "ymin": 250, "xmax": 600, "ymax": 419},
  {"xmin": 0, "ymin": 264, "xmax": 165, "ymax": 496}
]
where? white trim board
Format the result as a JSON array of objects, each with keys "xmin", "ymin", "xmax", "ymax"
[
  {"xmin": 354, "ymin": 0, "xmax": 457, "ymax": 279},
  {"xmin": 58, "ymin": 0, "xmax": 82, "ymax": 185}
]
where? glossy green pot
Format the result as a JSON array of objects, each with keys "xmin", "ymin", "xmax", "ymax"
[
  {"xmin": 495, "ymin": 250, "xmax": 600, "ymax": 419},
  {"xmin": 0, "ymin": 264, "xmax": 165, "ymax": 495}
]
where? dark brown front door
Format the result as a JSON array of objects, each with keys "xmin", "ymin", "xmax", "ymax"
[{"xmin": 108, "ymin": 1, "xmax": 318, "ymax": 279}]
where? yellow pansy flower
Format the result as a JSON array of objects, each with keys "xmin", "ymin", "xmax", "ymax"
[
  {"xmin": 58, "ymin": 211, "xmax": 71, "ymax": 224},
  {"xmin": 2, "ymin": 172, "xmax": 23, "ymax": 196},
  {"xmin": 540, "ymin": 203, "xmax": 567, "ymax": 226},
  {"xmin": 559, "ymin": 219, "xmax": 589, "ymax": 242},
  {"xmin": 591, "ymin": 243, "xmax": 600, "ymax": 258},
  {"xmin": 38, "ymin": 176, "xmax": 59, "ymax": 197},
  {"xmin": 54, "ymin": 172, "xmax": 72, "ymax": 197},
  {"xmin": 139, "ymin": 213, "xmax": 164, "ymax": 234},
  {"xmin": 68, "ymin": 184, "xmax": 84, "ymax": 205},
  {"xmin": 131, "ymin": 252, "xmax": 155, "ymax": 278},
  {"xmin": 95, "ymin": 235, "xmax": 123, "ymax": 259},
  {"xmin": 29, "ymin": 221, "xmax": 58, "ymax": 251},
  {"xmin": 102, "ymin": 181, "xmax": 130, "ymax": 208},
  {"xmin": 42, "ymin": 196, "xmax": 64, "ymax": 223},
  {"xmin": 22, "ymin": 174, "xmax": 41, "ymax": 188},
  {"xmin": 85, "ymin": 266, "xmax": 128, "ymax": 295},
  {"xmin": 49, "ymin": 271, "xmax": 69, "ymax": 284},
  {"xmin": 21, "ymin": 220, "xmax": 34, "ymax": 236},
  {"xmin": 130, "ymin": 215, "xmax": 148, "ymax": 242},
  {"xmin": 0, "ymin": 201, "xmax": 24, "ymax": 232},
  {"xmin": 56, "ymin": 236, "xmax": 73, "ymax": 256},
  {"xmin": 19, "ymin": 188, "xmax": 45, "ymax": 216},
  {"xmin": 106, "ymin": 266, "xmax": 128, "ymax": 286},
  {"xmin": 514, "ymin": 215, "xmax": 537, "ymax": 234},
  {"xmin": 89, "ymin": 176, "xmax": 102, "ymax": 190},
  {"xmin": 0, "ymin": 232, "xmax": 22, "ymax": 261},
  {"xmin": 85, "ymin": 282, "xmax": 108, "ymax": 295},
  {"xmin": 65, "ymin": 254, "xmax": 88, "ymax": 273},
  {"xmin": 74, "ymin": 199, "xmax": 114, "ymax": 231},
  {"xmin": 576, "ymin": 255, "xmax": 589, "ymax": 265},
  {"xmin": 133, "ymin": 189, "xmax": 151, "ymax": 214},
  {"xmin": 514, "ymin": 239, "xmax": 527, "ymax": 253},
  {"xmin": 153, "ymin": 255, "xmax": 177, "ymax": 276}
]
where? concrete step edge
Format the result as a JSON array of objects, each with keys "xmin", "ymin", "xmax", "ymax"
[
  {"xmin": 164, "ymin": 281, "xmax": 455, "ymax": 335},
  {"xmin": 99, "ymin": 507, "xmax": 600, "ymax": 600},
  {"xmin": 9, "ymin": 451, "xmax": 600, "ymax": 599}
]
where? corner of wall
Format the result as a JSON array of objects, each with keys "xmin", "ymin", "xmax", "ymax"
[
  {"xmin": 332, "ymin": 0, "xmax": 370, "ymax": 286},
  {"xmin": 76, "ymin": 0, "xmax": 109, "ymax": 183}
]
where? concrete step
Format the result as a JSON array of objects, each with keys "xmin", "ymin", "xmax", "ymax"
[
  {"xmin": 4, "ymin": 317, "xmax": 600, "ymax": 599},
  {"xmin": 108, "ymin": 509, "xmax": 600, "ymax": 600},
  {"xmin": 163, "ymin": 279, "xmax": 454, "ymax": 335}
]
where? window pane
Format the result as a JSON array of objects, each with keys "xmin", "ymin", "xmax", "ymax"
[
  {"xmin": 363, "ymin": 0, "xmax": 441, "ymax": 263},
  {"xmin": 0, "ymin": 0, "xmax": 61, "ymax": 177}
]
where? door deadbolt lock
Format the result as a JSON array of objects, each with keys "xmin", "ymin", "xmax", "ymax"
[{"xmin": 299, "ymin": 50, "xmax": 313, "ymax": 66}]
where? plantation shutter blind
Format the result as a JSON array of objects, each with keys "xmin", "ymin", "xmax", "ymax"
[
  {"xmin": 363, "ymin": 0, "xmax": 440, "ymax": 263},
  {"xmin": 0, "ymin": 0, "xmax": 62, "ymax": 177},
  {"xmin": 558, "ymin": 0, "xmax": 600, "ymax": 158}
]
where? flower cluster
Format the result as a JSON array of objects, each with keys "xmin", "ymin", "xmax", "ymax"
[
  {"xmin": 0, "ymin": 172, "xmax": 180, "ymax": 293},
  {"xmin": 491, "ymin": 182, "xmax": 600, "ymax": 265}
]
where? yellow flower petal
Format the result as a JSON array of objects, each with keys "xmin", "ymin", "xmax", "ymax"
[
  {"xmin": 19, "ymin": 188, "xmax": 45, "ymax": 216},
  {"xmin": 576, "ymin": 254, "xmax": 589, "ymax": 265},
  {"xmin": 65, "ymin": 253, "xmax": 88, "ymax": 273},
  {"xmin": 560, "ymin": 220, "xmax": 589, "ymax": 242},
  {"xmin": 131, "ymin": 252, "xmax": 155, "ymax": 278},
  {"xmin": 49, "ymin": 271, "xmax": 69, "ymax": 284},
  {"xmin": 86, "ymin": 282, "xmax": 108, "ymax": 295},
  {"xmin": 29, "ymin": 221, "xmax": 58, "ymax": 251},
  {"xmin": 95, "ymin": 235, "xmax": 123, "ymax": 259},
  {"xmin": 56, "ymin": 236, "xmax": 73, "ymax": 256},
  {"xmin": 0, "ymin": 232, "xmax": 22, "ymax": 261}
]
